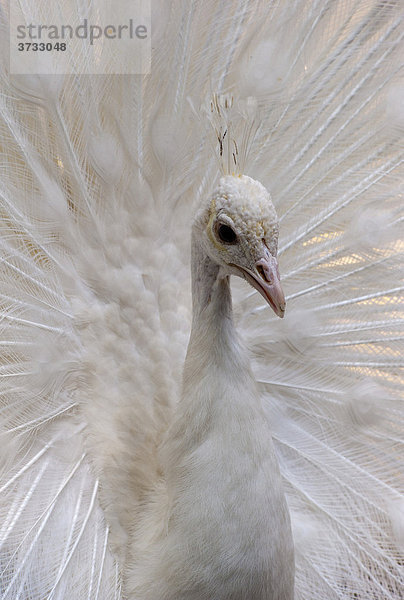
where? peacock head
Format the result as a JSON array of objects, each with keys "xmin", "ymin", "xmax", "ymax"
[{"xmin": 199, "ymin": 174, "xmax": 285, "ymax": 318}]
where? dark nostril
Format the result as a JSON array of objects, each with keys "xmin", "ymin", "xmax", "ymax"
[{"xmin": 257, "ymin": 264, "xmax": 272, "ymax": 284}]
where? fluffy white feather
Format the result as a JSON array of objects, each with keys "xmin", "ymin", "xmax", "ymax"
[{"xmin": 0, "ymin": 1, "xmax": 403, "ymax": 599}]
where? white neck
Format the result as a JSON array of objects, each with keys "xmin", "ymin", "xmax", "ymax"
[
  {"xmin": 187, "ymin": 228, "xmax": 242, "ymax": 379},
  {"xmin": 152, "ymin": 228, "xmax": 295, "ymax": 600}
]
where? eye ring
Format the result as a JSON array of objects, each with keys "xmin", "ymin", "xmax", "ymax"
[{"xmin": 216, "ymin": 222, "xmax": 238, "ymax": 245}]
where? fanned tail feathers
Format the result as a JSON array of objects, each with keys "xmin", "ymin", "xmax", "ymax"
[{"xmin": 0, "ymin": 1, "xmax": 403, "ymax": 598}]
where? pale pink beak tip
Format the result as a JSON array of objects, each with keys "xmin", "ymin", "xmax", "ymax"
[
  {"xmin": 248, "ymin": 256, "xmax": 286, "ymax": 318},
  {"xmin": 235, "ymin": 256, "xmax": 285, "ymax": 317}
]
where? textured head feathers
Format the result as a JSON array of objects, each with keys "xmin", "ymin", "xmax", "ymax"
[
  {"xmin": 210, "ymin": 175, "xmax": 279, "ymax": 256},
  {"xmin": 200, "ymin": 174, "xmax": 285, "ymax": 317}
]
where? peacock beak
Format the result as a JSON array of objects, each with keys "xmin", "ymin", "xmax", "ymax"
[{"xmin": 237, "ymin": 256, "xmax": 286, "ymax": 318}]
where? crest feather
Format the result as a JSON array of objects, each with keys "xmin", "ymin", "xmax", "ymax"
[{"xmin": 202, "ymin": 94, "xmax": 260, "ymax": 176}]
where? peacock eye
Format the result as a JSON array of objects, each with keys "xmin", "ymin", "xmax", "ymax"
[{"xmin": 217, "ymin": 223, "xmax": 237, "ymax": 244}]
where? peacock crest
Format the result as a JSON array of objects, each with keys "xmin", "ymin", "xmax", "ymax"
[{"xmin": 203, "ymin": 93, "xmax": 260, "ymax": 177}]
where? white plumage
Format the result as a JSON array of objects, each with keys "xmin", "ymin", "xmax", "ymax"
[{"xmin": 0, "ymin": 1, "xmax": 403, "ymax": 599}]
